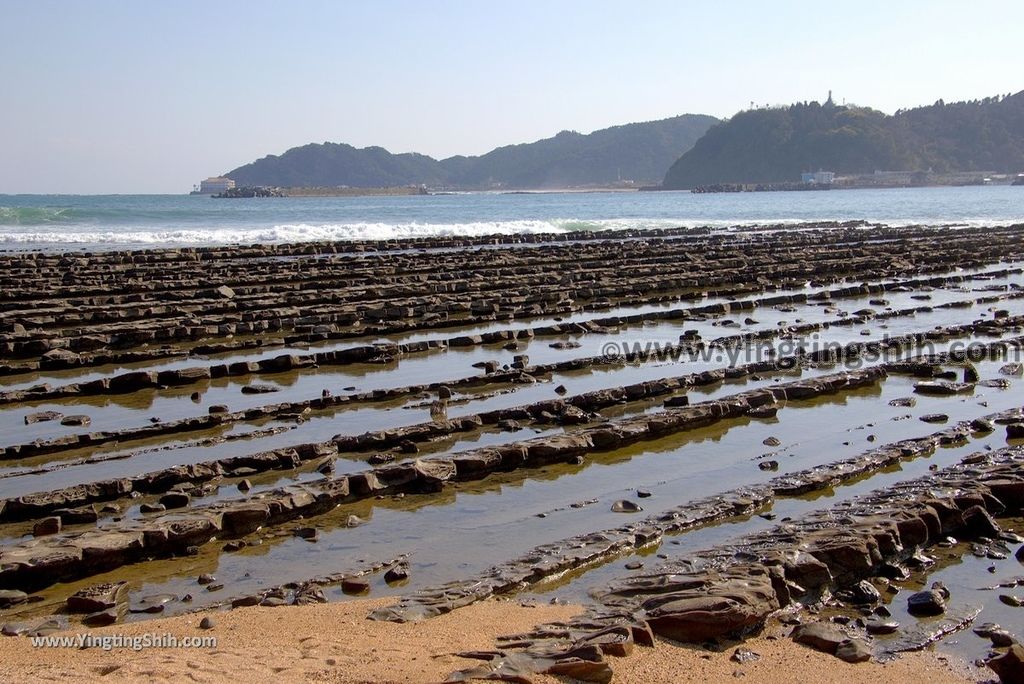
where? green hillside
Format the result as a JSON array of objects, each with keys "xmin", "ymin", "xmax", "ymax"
[{"xmin": 662, "ymin": 92, "xmax": 1024, "ymax": 189}]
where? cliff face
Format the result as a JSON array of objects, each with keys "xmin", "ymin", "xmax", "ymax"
[
  {"xmin": 662, "ymin": 91, "xmax": 1024, "ymax": 189},
  {"xmin": 225, "ymin": 114, "xmax": 718, "ymax": 189}
]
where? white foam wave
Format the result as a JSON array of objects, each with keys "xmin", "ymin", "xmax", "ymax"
[
  {"xmin": 0, "ymin": 216, "xmax": 1020, "ymax": 251},
  {"xmin": 0, "ymin": 220, "xmax": 575, "ymax": 247}
]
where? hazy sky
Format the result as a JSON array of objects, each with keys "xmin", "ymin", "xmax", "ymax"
[{"xmin": 2, "ymin": 0, "xmax": 1021, "ymax": 194}]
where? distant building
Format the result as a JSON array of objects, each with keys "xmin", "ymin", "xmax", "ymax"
[
  {"xmin": 801, "ymin": 170, "xmax": 835, "ymax": 185},
  {"xmin": 193, "ymin": 177, "xmax": 236, "ymax": 194}
]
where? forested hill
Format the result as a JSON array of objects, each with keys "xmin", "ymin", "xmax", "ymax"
[
  {"xmin": 224, "ymin": 114, "xmax": 718, "ymax": 189},
  {"xmin": 662, "ymin": 91, "xmax": 1024, "ymax": 189}
]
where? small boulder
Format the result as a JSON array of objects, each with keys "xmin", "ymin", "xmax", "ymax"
[
  {"xmin": 987, "ymin": 643, "xmax": 1024, "ymax": 684},
  {"xmin": 24, "ymin": 411, "xmax": 63, "ymax": 425},
  {"xmin": 384, "ymin": 564, "xmax": 410, "ymax": 584},
  {"xmin": 159, "ymin": 492, "xmax": 190, "ymax": 509},
  {"xmin": 792, "ymin": 622, "xmax": 847, "ymax": 653},
  {"xmin": 341, "ymin": 577, "xmax": 370, "ymax": 594},
  {"xmin": 33, "ymin": 516, "xmax": 62, "ymax": 536},
  {"xmin": 907, "ymin": 589, "xmax": 946, "ymax": 616},
  {"xmin": 67, "ymin": 582, "xmax": 129, "ymax": 613},
  {"xmin": 835, "ymin": 638, "xmax": 871, "ymax": 663},
  {"xmin": 611, "ymin": 500, "xmax": 642, "ymax": 513},
  {"xmin": 0, "ymin": 590, "xmax": 28, "ymax": 609}
]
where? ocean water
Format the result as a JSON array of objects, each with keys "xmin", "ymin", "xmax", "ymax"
[{"xmin": 0, "ymin": 185, "xmax": 1022, "ymax": 251}]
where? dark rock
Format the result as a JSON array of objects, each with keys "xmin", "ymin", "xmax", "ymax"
[
  {"xmin": 973, "ymin": 418, "xmax": 996, "ymax": 432},
  {"xmin": 913, "ymin": 381, "xmax": 973, "ymax": 396},
  {"xmin": 986, "ymin": 643, "xmax": 1024, "ymax": 684},
  {"xmin": 611, "ymin": 500, "xmax": 642, "ymax": 513},
  {"xmin": 877, "ymin": 562, "xmax": 910, "ymax": 581},
  {"xmin": 999, "ymin": 594, "xmax": 1024, "ymax": 607},
  {"xmin": 977, "ymin": 623, "xmax": 1018, "ymax": 647},
  {"xmin": 139, "ymin": 502, "xmax": 166, "ymax": 514},
  {"xmin": 835, "ymin": 638, "xmax": 871, "ymax": 663},
  {"xmin": 159, "ymin": 491, "xmax": 190, "ymax": 509},
  {"xmin": 384, "ymin": 563, "xmax": 410, "ymax": 583},
  {"xmin": 920, "ymin": 413, "xmax": 949, "ymax": 424},
  {"xmin": 67, "ymin": 582, "xmax": 129, "ymax": 613},
  {"xmin": 643, "ymin": 567, "xmax": 779, "ymax": 642},
  {"xmin": 130, "ymin": 594, "xmax": 176, "ymax": 614},
  {"xmin": 792, "ymin": 622, "xmax": 848, "ymax": 653},
  {"xmin": 835, "ymin": 580, "xmax": 881, "ymax": 605},
  {"xmin": 294, "ymin": 585, "xmax": 328, "ymax": 605},
  {"xmin": 748, "ymin": 406, "xmax": 778, "ymax": 419},
  {"xmin": 199, "ymin": 616, "xmax": 215, "ymax": 630},
  {"xmin": 24, "ymin": 411, "xmax": 63, "ymax": 425},
  {"xmin": 60, "ymin": 415, "xmax": 91, "ymax": 427},
  {"xmin": 231, "ymin": 595, "xmax": 260, "ymax": 607},
  {"xmin": 260, "ymin": 596, "xmax": 288, "ymax": 607},
  {"xmin": 907, "ymin": 589, "xmax": 946, "ymax": 616},
  {"xmin": 341, "ymin": 577, "xmax": 370, "ymax": 594},
  {"xmin": 866, "ymin": 619, "xmax": 899, "ymax": 635},
  {"xmin": 963, "ymin": 505, "xmax": 1001, "ymax": 538},
  {"xmin": 83, "ymin": 609, "xmax": 119, "ymax": 626},
  {"xmin": 241, "ymin": 383, "xmax": 279, "ymax": 394},
  {"xmin": 0, "ymin": 590, "xmax": 28, "ymax": 609},
  {"xmin": 763, "ymin": 436, "xmax": 781, "ymax": 447},
  {"xmin": 33, "ymin": 516, "xmax": 62, "ymax": 536},
  {"xmin": 52, "ymin": 506, "xmax": 99, "ymax": 525}
]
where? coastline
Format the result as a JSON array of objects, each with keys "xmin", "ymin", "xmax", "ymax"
[{"xmin": 0, "ymin": 598, "xmax": 976, "ymax": 683}]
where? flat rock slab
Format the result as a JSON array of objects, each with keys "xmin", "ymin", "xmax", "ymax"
[{"xmin": 66, "ymin": 581, "xmax": 129, "ymax": 613}]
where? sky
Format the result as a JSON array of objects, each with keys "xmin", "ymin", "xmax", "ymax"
[{"xmin": 1, "ymin": 0, "xmax": 1022, "ymax": 194}]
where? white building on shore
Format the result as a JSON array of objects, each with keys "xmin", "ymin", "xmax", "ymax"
[
  {"xmin": 801, "ymin": 170, "xmax": 835, "ymax": 185},
  {"xmin": 192, "ymin": 177, "xmax": 236, "ymax": 195}
]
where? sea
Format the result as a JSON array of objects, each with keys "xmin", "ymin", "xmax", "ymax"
[{"xmin": 0, "ymin": 185, "xmax": 1022, "ymax": 252}]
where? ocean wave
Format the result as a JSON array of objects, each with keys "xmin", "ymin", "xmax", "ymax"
[
  {"xmin": 0, "ymin": 206, "xmax": 76, "ymax": 225},
  {"xmin": 0, "ymin": 216, "xmax": 1019, "ymax": 250},
  {"xmin": 0, "ymin": 221, "xmax": 577, "ymax": 246}
]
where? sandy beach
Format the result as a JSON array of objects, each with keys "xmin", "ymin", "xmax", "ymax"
[{"xmin": 0, "ymin": 598, "xmax": 977, "ymax": 683}]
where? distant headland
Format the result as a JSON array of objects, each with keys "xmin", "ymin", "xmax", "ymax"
[{"xmin": 193, "ymin": 90, "xmax": 1024, "ymax": 195}]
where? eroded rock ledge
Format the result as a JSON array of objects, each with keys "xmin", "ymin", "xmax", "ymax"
[
  {"xmin": 372, "ymin": 405, "xmax": 1023, "ymax": 623},
  {"xmin": 0, "ymin": 367, "xmax": 886, "ymax": 592},
  {"xmin": 442, "ymin": 446, "xmax": 1024, "ymax": 683}
]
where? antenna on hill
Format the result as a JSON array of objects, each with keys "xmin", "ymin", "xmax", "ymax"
[{"xmin": 825, "ymin": 90, "xmax": 834, "ymax": 106}]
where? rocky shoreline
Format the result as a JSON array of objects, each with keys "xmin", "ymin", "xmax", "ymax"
[{"xmin": 2, "ymin": 222, "xmax": 1024, "ymax": 682}]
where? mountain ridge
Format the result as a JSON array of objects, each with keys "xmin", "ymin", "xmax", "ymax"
[{"xmin": 224, "ymin": 114, "xmax": 719, "ymax": 189}]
